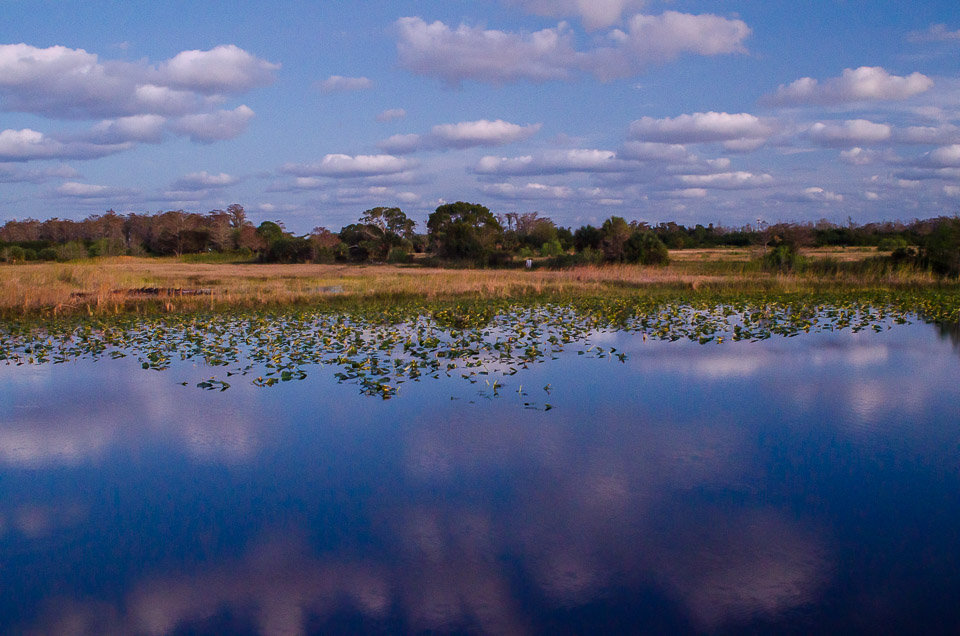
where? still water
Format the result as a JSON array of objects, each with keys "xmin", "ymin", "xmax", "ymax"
[{"xmin": 1, "ymin": 321, "xmax": 959, "ymax": 634}]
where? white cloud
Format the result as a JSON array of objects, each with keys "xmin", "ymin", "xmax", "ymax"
[
  {"xmin": 432, "ymin": 119, "xmax": 541, "ymax": 147},
  {"xmin": 159, "ymin": 44, "xmax": 280, "ymax": 93},
  {"xmin": 502, "ymin": 0, "xmax": 648, "ymax": 30},
  {"xmin": 281, "ymin": 154, "xmax": 416, "ymax": 178},
  {"xmin": 894, "ymin": 124, "xmax": 960, "ymax": 145},
  {"xmin": 808, "ymin": 119, "xmax": 892, "ymax": 146},
  {"xmin": 90, "ymin": 114, "xmax": 167, "ymax": 143},
  {"xmin": 172, "ymin": 171, "xmax": 238, "ymax": 191},
  {"xmin": 377, "ymin": 134, "xmax": 424, "ymax": 154},
  {"xmin": 802, "ymin": 187, "xmax": 843, "ymax": 202},
  {"xmin": 167, "ymin": 105, "xmax": 255, "ymax": 143},
  {"xmin": 0, "ymin": 43, "xmax": 277, "ymax": 120},
  {"xmin": 629, "ymin": 112, "xmax": 775, "ymax": 144},
  {"xmin": 839, "ymin": 147, "xmax": 877, "ymax": 165},
  {"xmin": 319, "ymin": 75, "xmax": 374, "ymax": 93},
  {"xmin": 944, "ymin": 185, "xmax": 960, "ymax": 197},
  {"xmin": 617, "ymin": 141, "xmax": 692, "ymax": 162},
  {"xmin": 396, "ymin": 17, "xmax": 579, "ymax": 84},
  {"xmin": 0, "ymin": 128, "xmax": 130, "ymax": 161},
  {"xmin": 376, "ymin": 108, "xmax": 407, "ymax": 122},
  {"xmin": 677, "ymin": 171, "xmax": 774, "ymax": 189},
  {"xmin": 54, "ymin": 181, "xmax": 133, "ymax": 199},
  {"xmin": 925, "ymin": 144, "xmax": 960, "ymax": 167},
  {"xmin": 765, "ymin": 67, "xmax": 933, "ymax": 106},
  {"xmin": 907, "ymin": 24, "xmax": 960, "ymax": 43},
  {"xmin": 0, "ymin": 163, "xmax": 79, "ymax": 183},
  {"xmin": 480, "ymin": 181, "xmax": 575, "ymax": 199},
  {"xmin": 475, "ymin": 149, "xmax": 631, "ymax": 175},
  {"xmin": 661, "ymin": 188, "xmax": 708, "ymax": 199},
  {"xmin": 584, "ymin": 12, "xmax": 751, "ymax": 81},
  {"xmin": 395, "ymin": 12, "xmax": 750, "ymax": 85},
  {"xmin": 378, "ymin": 119, "xmax": 541, "ymax": 153}
]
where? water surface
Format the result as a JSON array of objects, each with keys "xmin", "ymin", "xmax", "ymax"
[{"xmin": 1, "ymin": 320, "xmax": 959, "ymax": 634}]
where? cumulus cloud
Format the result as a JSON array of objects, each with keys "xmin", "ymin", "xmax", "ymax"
[
  {"xmin": 0, "ymin": 128, "xmax": 131, "ymax": 161},
  {"xmin": 923, "ymin": 144, "xmax": 960, "ymax": 167},
  {"xmin": 377, "ymin": 108, "xmax": 407, "ymax": 122},
  {"xmin": 893, "ymin": 124, "xmax": 960, "ymax": 145},
  {"xmin": 379, "ymin": 119, "xmax": 541, "ymax": 153},
  {"xmin": 480, "ymin": 181, "xmax": 575, "ymax": 199},
  {"xmin": 583, "ymin": 12, "xmax": 751, "ymax": 81},
  {"xmin": 677, "ymin": 171, "xmax": 774, "ymax": 189},
  {"xmin": 395, "ymin": 12, "xmax": 750, "ymax": 85},
  {"xmin": 502, "ymin": 0, "xmax": 648, "ymax": 30},
  {"xmin": 158, "ymin": 44, "xmax": 279, "ymax": 93},
  {"xmin": 0, "ymin": 43, "xmax": 277, "ymax": 120},
  {"xmin": 172, "ymin": 171, "xmax": 238, "ymax": 191},
  {"xmin": 807, "ymin": 119, "xmax": 892, "ymax": 146},
  {"xmin": 765, "ymin": 67, "xmax": 933, "ymax": 106},
  {"xmin": 167, "ymin": 105, "xmax": 255, "ymax": 143},
  {"xmin": 319, "ymin": 75, "xmax": 374, "ymax": 93},
  {"xmin": 629, "ymin": 112, "xmax": 775, "ymax": 147},
  {"xmin": 0, "ymin": 162, "xmax": 78, "ymax": 183},
  {"xmin": 54, "ymin": 181, "xmax": 136, "ymax": 199},
  {"xmin": 475, "ymin": 149, "xmax": 632, "ymax": 175},
  {"xmin": 906, "ymin": 24, "xmax": 960, "ymax": 43},
  {"xmin": 776, "ymin": 187, "xmax": 844, "ymax": 203},
  {"xmin": 617, "ymin": 141, "xmax": 693, "ymax": 162},
  {"xmin": 281, "ymin": 154, "xmax": 416, "ymax": 178},
  {"xmin": 89, "ymin": 114, "xmax": 167, "ymax": 144}
]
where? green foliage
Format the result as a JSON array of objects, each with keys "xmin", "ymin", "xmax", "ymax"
[
  {"xmin": 427, "ymin": 201, "xmax": 503, "ymax": 262},
  {"xmin": 56, "ymin": 241, "xmax": 89, "ymax": 262},
  {"xmin": 38, "ymin": 247, "xmax": 59, "ymax": 261},
  {"xmin": 387, "ymin": 246, "xmax": 413, "ymax": 264},
  {"xmin": 623, "ymin": 232, "xmax": 669, "ymax": 265},
  {"xmin": 762, "ymin": 244, "xmax": 806, "ymax": 272},
  {"xmin": 921, "ymin": 218, "xmax": 960, "ymax": 277},
  {"xmin": 1, "ymin": 245, "xmax": 27, "ymax": 263}
]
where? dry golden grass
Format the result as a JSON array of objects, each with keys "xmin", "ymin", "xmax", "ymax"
[{"xmin": 0, "ymin": 250, "xmax": 945, "ymax": 318}]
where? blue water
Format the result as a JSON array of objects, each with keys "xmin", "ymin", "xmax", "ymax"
[{"xmin": 1, "ymin": 322, "xmax": 959, "ymax": 634}]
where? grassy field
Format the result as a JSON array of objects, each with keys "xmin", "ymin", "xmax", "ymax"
[{"xmin": 0, "ymin": 247, "xmax": 951, "ymax": 318}]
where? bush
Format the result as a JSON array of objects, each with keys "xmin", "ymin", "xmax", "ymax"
[
  {"xmin": 38, "ymin": 247, "xmax": 59, "ymax": 261},
  {"xmin": 878, "ymin": 236, "xmax": 909, "ymax": 252},
  {"xmin": 540, "ymin": 239, "xmax": 564, "ymax": 257},
  {"xmin": 624, "ymin": 232, "xmax": 669, "ymax": 265},
  {"xmin": 762, "ymin": 244, "xmax": 806, "ymax": 272},
  {"xmin": 1, "ymin": 245, "xmax": 26, "ymax": 263},
  {"xmin": 57, "ymin": 241, "xmax": 89, "ymax": 261},
  {"xmin": 387, "ymin": 247, "xmax": 412, "ymax": 264},
  {"xmin": 921, "ymin": 218, "xmax": 960, "ymax": 277}
]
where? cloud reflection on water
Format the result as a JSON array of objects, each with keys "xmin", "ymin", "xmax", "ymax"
[{"xmin": 5, "ymin": 324, "xmax": 960, "ymax": 633}]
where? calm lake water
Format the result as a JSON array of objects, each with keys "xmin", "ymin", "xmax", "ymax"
[{"xmin": 1, "ymin": 319, "xmax": 959, "ymax": 634}]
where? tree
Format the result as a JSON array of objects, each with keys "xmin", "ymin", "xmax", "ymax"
[
  {"xmin": 427, "ymin": 201, "xmax": 503, "ymax": 261},
  {"xmin": 600, "ymin": 216, "xmax": 631, "ymax": 262},
  {"xmin": 360, "ymin": 207, "xmax": 415, "ymax": 239}
]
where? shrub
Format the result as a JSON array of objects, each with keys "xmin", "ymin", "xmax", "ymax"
[
  {"xmin": 762, "ymin": 244, "xmax": 806, "ymax": 272},
  {"xmin": 57, "ymin": 241, "xmax": 89, "ymax": 261},
  {"xmin": 1, "ymin": 245, "xmax": 26, "ymax": 263},
  {"xmin": 38, "ymin": 247, "xmax": 59, "ymax": 261}
]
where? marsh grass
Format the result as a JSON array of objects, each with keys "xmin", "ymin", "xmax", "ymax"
[{"xmin": 0, "ymin": 250, "xmax": 952, "ymax": 318}]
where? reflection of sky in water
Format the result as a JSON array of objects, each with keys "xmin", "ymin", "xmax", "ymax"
[{"xmin": 1, "ymin": 322, "xmax": 959, "ymax": 634}]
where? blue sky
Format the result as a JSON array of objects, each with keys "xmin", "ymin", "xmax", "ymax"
[{"xmin": 2, "ymin": 0, "xmax": 959, "ymax": 232}]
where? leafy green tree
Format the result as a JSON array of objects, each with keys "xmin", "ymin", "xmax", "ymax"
[
  {"xmin": 600, "ymin": 216, "xmax": 632, "ymax": 262},
  {"xmin": 427, "ymin": 201, "xmax": 503, "ymax": 261},
  {"xmin": 922, "ymin": 217, "xmax": 960, "ymax": 277},
  {"xmin": 624, "ymin": 231, "xmax": 670, "ymax": 265},
  {"xmin": 360, "ymin": 207, "xmax": 415, "ymax": 239}
]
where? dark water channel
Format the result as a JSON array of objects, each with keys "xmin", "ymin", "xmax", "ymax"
[{"xmin": 1, "ymin": 322, "xmax": 959, "ymax": 634}]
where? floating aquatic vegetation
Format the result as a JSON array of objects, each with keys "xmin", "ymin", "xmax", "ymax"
[{"xmin": 1, "ymin": 292, "xmax": 958, "ymax": 401}]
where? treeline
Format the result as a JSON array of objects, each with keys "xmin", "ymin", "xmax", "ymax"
[{"xmin": 1, "ymin": 202, "xmax": 958, "ymax": 275}]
